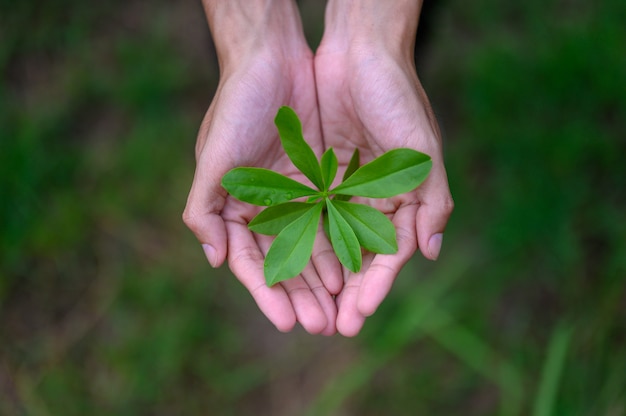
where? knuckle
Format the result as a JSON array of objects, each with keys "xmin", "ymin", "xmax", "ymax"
[
  {"xmin": 230, "ymin": 245, "xmax": 264, "ymax": 266},
  {"xmin": 312, "ymin": 248, "xmax": 336, "ymax": 263},
  {"xmin": 182, "ymin": 208, "xmax": 202, "ymax": 232},
  {"xmin": 437, "ymin": 194, "xmax": 455, "ymax": 217},
  {"xmin": 443, "ymin": 195, "xmax": 455, "ymax": 215},
  {"xmin": 368, "ymin": 262, "xmax": 399, "ymax": 277},
  {"xmin": 395, "ymin": 225, "xmax": 417, "ymax": 248}
]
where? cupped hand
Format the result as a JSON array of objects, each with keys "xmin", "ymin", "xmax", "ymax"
[
  {"xmin": 314, "ymin": 42, "xmax": 454, "ymax": 337},
  {"xmin": 183, "ymin": 45, "xmax": 342, "ymax": 335}
]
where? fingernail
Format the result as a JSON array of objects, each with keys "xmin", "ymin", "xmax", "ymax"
[
  {"xmin": 428, "ymin": 233, "xmax": 443, "ymax": 260},
  {"xmin": 202, "ymin": 244, "xmax": 217, "ymax": 267}
]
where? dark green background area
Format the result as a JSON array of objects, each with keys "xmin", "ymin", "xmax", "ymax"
[{"xmin": 1, "ymin": 0, "xmax": 624, "ymax": 414}]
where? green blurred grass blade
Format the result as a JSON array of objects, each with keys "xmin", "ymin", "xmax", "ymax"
[
  {"xmin": 426, "ymin": 318, "xmax": 524, "ymax": 416},
  {"xmin": 305, "ymin": 253, "xmax": 471, "ymax": 416},
  {"xmin": 532, "ymin": 325, "xmax": 573, "ymax": 416},
  {"xmin": 307, "ymin": 248, "xmax": 524, "ymax": 416}
]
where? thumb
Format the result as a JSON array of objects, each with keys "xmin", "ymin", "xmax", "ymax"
[
  {"xmin": 182, "ymin": 154, "xmax": 229, "ymax": 268},
  {"xmin": 415, "ymin": 163, "xmax": 454, "ymax": 261}
]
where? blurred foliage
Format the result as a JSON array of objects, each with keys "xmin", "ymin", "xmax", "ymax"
[{"xmin": 1, "ymin": 0, "xmax": 625, "ymax": 415}]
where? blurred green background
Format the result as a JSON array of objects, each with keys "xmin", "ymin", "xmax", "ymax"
[{"xmin": 1, "ymin": 0, "xmax": 625, "ymax": 414}]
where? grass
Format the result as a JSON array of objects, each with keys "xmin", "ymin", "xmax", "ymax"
[{"xmin": 1, "ymin": 0, "xmax": 625, "ymax": 414}]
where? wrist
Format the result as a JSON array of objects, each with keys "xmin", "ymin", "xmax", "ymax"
[
  {"xmin": 320, "ymin": 0, "xmax": 421, "ymax": 60},
  {"xmin": 203, "ymin": 0, "xmax": 310, "ymax": 72}
]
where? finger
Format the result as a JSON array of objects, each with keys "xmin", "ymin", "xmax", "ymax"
[
  {"xmin": 335, "ymin": 277, "xmax": 366, "ymax": 337},
  {"xmin": 182, "ymin": 148, "xmax": 231, "ymax": 268},
  {"xmin": 335, "ymin": 254, "xmax": 373, "ymax": 337},
  {"xmin": 183, "ymin": 209, "xmax": 227, "ymax": 268},
  {"xmin": 225, "ymin": 220, "xmax": 296, "ymax": 332},
  {"xmin": 415, "ymin": 163, "xmax": 454, "ymax": 261},
  {"xmin": 357, "ymin": 204, "xmax": 418, "ymax": 317},
  {"xmin": 281, "ymin": 267, "xmax": 329, "ymax": 335},
  {"xmin": 311, "ymin": 228, "xmax": 343, "ymax": 295},
  {"xmin": 300, "ymin": 264, "xmax": 338, "ymax": 336},
  {"xmin": 257, "ymin": 235, "xmax": 337, "ymax": 335},
  {"xmin": 255, "ymin": 231, "xmax": 333, "ymax": 335}
]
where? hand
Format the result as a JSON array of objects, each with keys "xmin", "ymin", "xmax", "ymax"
[
  {"xmin": 314, "ymin": 1, "xmax": 454, "ymax": 336},
  {"xmin": 183, "ymin": 1, "xmax": 342, "ymax": 335}
]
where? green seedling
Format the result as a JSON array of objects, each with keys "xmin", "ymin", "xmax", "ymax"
[{"xmin": 222, "ymin": 106, "xmax": 432, "ymax": 286}]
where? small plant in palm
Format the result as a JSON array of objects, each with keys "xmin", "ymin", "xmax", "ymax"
[{"xmin": 222, "ymin": 106, "xmax": 432, "ymax": 286}]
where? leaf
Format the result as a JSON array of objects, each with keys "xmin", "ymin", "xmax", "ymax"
[
  {"xmin": 332, "ymin": 200, "xmax": 398, "ymax": 254},
  {"xmin": 264, "ymin": 203, "xmax": 323, "ymax": 286},
  {"xmin": 332, "ymin": 149, "xmax": 432, "ymax": 198},
  {"xmin": 335, "ymin": 148, "xmax": 360, "ymax": 202},
  {"xmin": 248, "ymin": 202, "xmax": 314, "ymax": 235},
  {"xmin": 326, "ymin": 199, "xmax": 362, "ymax": 273},
  {"xmin": 222, "ymin": 167, "xmax": 318, "ymax": 206},
  {"xmin": 533, "ymin": 325, "xmax": 572, "ymax": 416},
  {"xmin": 343, "ymin": 147, "xmax": 361, "ymax": 181},
  {"xmin": 322, "ymin": 208, "xmax": 330, "ymax": 241},
  {"xmin": 275, "ymin": 106, "xmax": 325, "ymax": 190},
  {"xmin": 320, "ymin": 147, "xmax": 338, "ymax": 191}
]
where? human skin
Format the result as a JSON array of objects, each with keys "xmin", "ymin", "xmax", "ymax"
[
  {"xmin": 184, "ymin": 0, "xmax": 453, "ymax": 337},
  {"xmin": 314, "ymin": 0, "xmax": 454, "ymax": 336},
  {"xmin": 183, "ymin": 0, "xmax": 343, "ymax": 336}
]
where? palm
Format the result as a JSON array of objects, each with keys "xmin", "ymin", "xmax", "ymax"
[
  {"xmin": 315, "ymin": 46, "xmax": 452, "ymax": 336},
  {"xmin": 185, "ymin": 50, "xmax": 342, "ymax": 335},
  {"xmin": 211, "ymin": 57, "xmax": 322, "ymax": 223}
]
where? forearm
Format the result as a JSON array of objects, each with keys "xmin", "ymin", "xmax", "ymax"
[
  {"xmin": 202, "ymin": 0, "xmax": 309, "ymax": 71},
  {"xmin": 322, "ymin": 0, "xmax": 422, "ymax": 58}
]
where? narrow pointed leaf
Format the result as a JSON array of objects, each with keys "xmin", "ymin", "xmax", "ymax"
[
  {"xmin": 322, "ymin": 206, "xmax": 330, "ymax": 241},
  {"xmin": 333, "ymin": 194, "xmax": 352, "ymax": 202},
  {"xmin": 326, "ymin": 199, "xmax": 362, "ymax": 273},
  {"xmin": 320, "ymin": 147, "xmax": 338, "ymax": 191},
  {"xmin": 264, "ymin": 203, "xmax": 323, "ymax": 286},
  {"xmin": 335, "ymin": 148, "xmax": 360, "ymax": 202},
  {"xmin": 332, "ymin": 149, "xmax": 432, "ymax": 198},
  {"xmin": 275, "ymin": 106, "xmax": 324, "ymax": 190},
  {"xmin": 332, "ymin": 200, "xmax": 398, "ymax": 254},
  {"xmin": 249, "ymin": 202, "xmax": 315, "ymax": 235},
  {"xmin": 343, "ymin": 147, "xmax": 360, "ymax": 181},
  {"xmin": 222, "ymin": 167, "xmax": 317, "ymax": 206}
]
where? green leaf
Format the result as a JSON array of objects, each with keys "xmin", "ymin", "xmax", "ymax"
[
  {"xmin": 222, "ymin": 167, "xmax": 317, "ymax": 206},
  {"xmin": 275, "ymin": 106, "xmax": 324, "ymax": 190},
  {"xmin": 533, "ymin": 325, "xmax": 573, "ymax": 416},
  {"xmin": 343, "ymin": 147, "xmax": 360, "ymax": 181},
  {"xmin": 264, "ymin": 203, "xmax": 323, "ymax": 286},
  {"xmin": 320, "ymin": 147, "xmax": 338, "ymax": 191},
  {"xmin": 332, "ymin": 149, "xmax": 432, "ymax": 198},
  {"xmin": 335, "ymin": 148, "xmax": 360, "ymax": 202},
  {"xmin": 332, "ymin": 200, "xmax": 398, "ymax": 254},
  {"xmin": 248, "ymin": 202, "xmax": 315, "ymax": 235},
  {"xmin": 322, "ymin": 208, "xmax": 330, "ymax": 241},
  {"xmin": 326, "ymin": 199, "xmax": 362, "ymax": 273}
]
